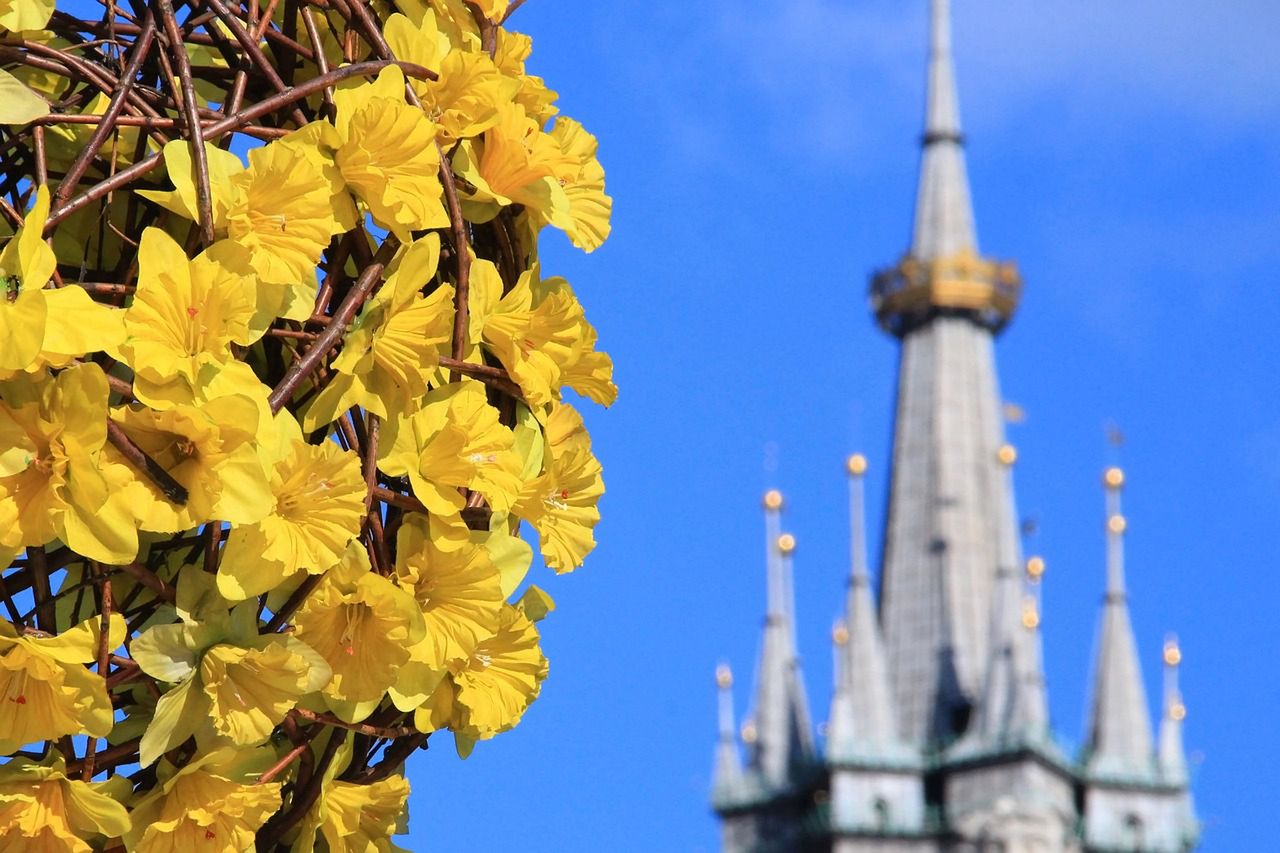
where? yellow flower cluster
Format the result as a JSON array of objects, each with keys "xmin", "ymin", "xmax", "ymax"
[{"xmin": 0, "ymin": 0, "xmax": 611, "ymax": 847}]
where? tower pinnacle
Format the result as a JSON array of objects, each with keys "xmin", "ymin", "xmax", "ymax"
[
  {"xmin": 749, "ymin": 493, "xmax": 814, "ymax": 788},
  {"xmin": 1085, "ymin": 468, "xmax": 1155, "ymax": 779},
  {"xmin": 870, "ymin": 0, "xmax": 1021, "ymax": 337}
]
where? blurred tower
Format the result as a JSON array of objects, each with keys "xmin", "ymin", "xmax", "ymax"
[{"xmin": 711, "ymin": 1, "xmax": 1197, "ymax": 850}]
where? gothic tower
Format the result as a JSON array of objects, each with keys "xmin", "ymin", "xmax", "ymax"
[{"xmin": 711, "ymin": 2, "xmax": 1199, "ymax": 850}]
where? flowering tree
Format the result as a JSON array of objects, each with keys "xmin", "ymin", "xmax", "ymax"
[{"xmin": 0, "ymin": 0, "xmax": 613, "ymax": 847}]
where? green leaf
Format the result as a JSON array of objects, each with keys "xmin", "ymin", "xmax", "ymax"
[
  {"xmin": 0, "ymin": 69, "xmax": 49, "ymax": 125},
  {"xmin": 512, "ymin": 403, "xmax": 546, "ymax": 482},
  {"xmin": 131, "ymin": 623, "xmax": 198, "ymax": 682},
  {"xmin": 139, "ymin": 677, "xmax": 205, "ymax": 767},
  {"xmin": 517, "ymin": 585, "xmax": 556, "ymax": 623}
]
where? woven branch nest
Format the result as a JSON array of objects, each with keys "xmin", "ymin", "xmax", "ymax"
[{"xmin": 0, "ymin": 0, "xmax": 612, "ymax": 847}]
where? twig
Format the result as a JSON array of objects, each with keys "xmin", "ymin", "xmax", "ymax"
[
  {"xmin": 106, "ymin": 420, "xmax": 189, "ymax": 504},
  {"xmin": 267, "ymin": 237, "xmax": 399, "ymax": 412},
  {"xmin": 156, "ymin": 0, "xmax": 216, "ymax": 244}
]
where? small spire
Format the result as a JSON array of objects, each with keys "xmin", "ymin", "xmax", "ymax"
[
  {"xmin": 912, "ymin": 0, "xmax": 977, "ymax": 260},
  {"xmin": 829, "ymin": 455, "xmax": 904, "ymax": 760},
  {"xmin": 749, "ymin": 495, "xmax": 814, "ymax": 787},
  {"xmin": 1159, "ymin": 635, "xmax": 1189, "ymax": 784},
  {"xmin": 1085, "ymin": 467, "xmax": 1156, "ymax": 779},
  {"xmin": 969, "ymin": 442, "xmax": 1048, "ymax": 747},
  {"xmin": 713, "ymin": 663, "xmax": 742, "ymax": 794}
]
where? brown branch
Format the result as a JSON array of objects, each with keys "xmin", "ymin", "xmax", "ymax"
[
  {"xmin": 263, "ymin": 572, "xmax": 324, "ymax": 633},
  {"xmin": 47, "ymin": 59, "xmax": 435, "ymax": 231},
  {"xmin": 371, "ymin": 486, "xmax": 426, "ymax": 515},
  {"xmin": 156, "ymin": 0, "xmax": 216, "ymax": 244},
  {"xmin": 53, "ymin": 12, "xmax": 156, "ymax": 208},
  {"xmin": 106, "ymin": 420, "xmax": 189, "ymax": 504},
  {"xmin": 256, "ymin": 726, "xmax": 319, "ymax": 785},
  {"xmin": 117, "ymin": 561, "xmax": 176, "ymax": 602},
  {"xmin": 349, "ymin": 732, "xmax": 429, "ymax": 784},
  {"xmin": 438, "ymin": 356, "xmax": 523, "ymax": 399},
  {"xmin": 289, "ymin": 707, "xmax": 418, "ymax": 740},
  {"xmin": 203, "ymin": 0, "xmax": 309, "ymax": 127},
  {"xmin": 29, "ymin": 547, "xmax": 53, "ymax": 633},
  {"xmin": 267, "ymin": 237, "xmax": 399, "ymax": 413},
  {"xmin": 439, "ymin": 146, "xmax": 472, "ymax": 373},
  {"xmin": 82, "ymin": 568, "xmax": 113, "ymax": 780},
  {"xmin": 256, "ymin": 727, "xmax": 346, "ymax": 848}
]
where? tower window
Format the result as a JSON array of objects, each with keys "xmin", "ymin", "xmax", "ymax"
[
  {"xmin": 1122, "ymin": 813, "xmax": 1145, "ymax": 849},
  {"xmin": 873, "ymin": 797, "xmax": 891, "ymax": 830}
]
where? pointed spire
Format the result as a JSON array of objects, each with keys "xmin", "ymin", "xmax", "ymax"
[
  {"xmin": 1159, "ymin": 635, "xmax": 1189, "ymax": 784},
  {"xmin": 750, "ymin": 492, "xmax": 814, "ymax": 787},
  {"xmin": 911, "ymin": 0, "xmax": 977, "ymax": 260},
  {"xmin": 829, "ymin": 456, "xmax": 903, "ymax": 759},
  {"xmin": 713, "ymin": 663, "xmax": 743, "ymax": 794},
  {"xmin": 969, "ymin": 444, "xmax": 1048, "ymax": 747},
  {"xmin": 1085, "ymin": 467, "xmax": 1155, "ymax": 779}
]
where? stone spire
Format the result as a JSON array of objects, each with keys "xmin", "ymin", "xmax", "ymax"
[
  {"xmin": 967, "ymin": 444, "xmax": 1049, "ymax": 746},
  {"xmin": 713, "ymin": 663, "xmax": 743, "ymax": 795},
  {"xmin": 1158, "ymin": 635, "xmax": 1188, "ymax": 783},
  {"xmin": 1085, "ymin": 467, "xmax": 1155, "ymax": 778},
  {"xmin": 829, "ymin": 455, "xmax": 903, "ymax": 758},
  {"xmin": 749, "ymin": 492, "xmax": 814, "ymax": 787},
  {"xmin": 870, "ymin": 0, "xmax": 1024, "ymax": 746},
  {"xmin": 912, "ymin": 0, "xmax": 976, "ymax": 260}
]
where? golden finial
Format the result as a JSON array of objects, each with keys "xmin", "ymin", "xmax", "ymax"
[
  {"xmin": 763, "ymin": 489, "xmax": 783, "ymax": 511},
  {"xmin": 716, "ymin": 664, "xmax": 733, "ymax": 689},
  {"xmin": 1170, "ymin": 701, "xmax": 1187, "ymax": 722},
  {"xmin": 1103, "ymin": 466, "xmax": 1125, "ymax": 490},
  {"xmin": 846, "ymin": 453, "xmax": 867, "ymax": 477},
  {"xmin": 1021, "ymin": 597, "xmax": 1040, "ymax": 629},
  {"xmin": 1163, "ymin": 636, "xmax": 1182, "ymax": 667},
  {"xmin": 997, "ymin": 443, "xmax": 1018, "ymax": 466},
  {"xmin": 832, "ymin": 621, "xmax": 850, "ymax": 646},
  {"xmin": 1107, "ymin": 514, "xmax": 1127, "ymax": 535},
  {"xmin": 740, "ymin": 720, "xmax": 758, "ymax": 744},
  {"xmin": 777, "ymin": 533, "xmax": 796, "ymax": 555},
  {"xmin": 1026, "ymin": 556, "xmax": 1046, "ymax": 581}
]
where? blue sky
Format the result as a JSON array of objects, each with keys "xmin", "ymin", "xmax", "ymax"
[{"xmin": 410, "ymin": 2, "xmax": 1279, "ymax": 849}]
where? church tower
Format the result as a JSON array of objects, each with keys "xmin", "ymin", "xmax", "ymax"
[{"xmin": 711, "ymin": 1, "xmax": 1199, "ymax": 850}]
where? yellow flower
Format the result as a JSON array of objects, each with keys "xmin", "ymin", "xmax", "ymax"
[
  {"xmin": 470, "ymin": 263, "xmax": 616, "ymax": 410},
  {"xmin": 116, "ymin": 228, "xmax": 261, "ymax": 408},
  {"xmin": 494, "ymin": 30, "xmax": 560, "ymax": 127},
  {"xmin": 0, "ymin": 185, "xmax": 54, "ymax": 371},
  {"xmin": 0, "ymin": 752, "xmax": 131, "ymax": 851},
  {"xmin": 217, "ymin": 412, "xmax": 365, "ymax": 601},
  {"xmin": 380, "ymin": 380, "xmax": 524, "ymax": 527},
  {"xmin": 132, "ymin": 576, "xmax": 332, "ymax": 763},
  {"xmin": 469, "ymin": 0, "xmax": 509, "ymax": 21},
  {"xmin": 227, "ymin": 131, "xmax": 355, "ymax": 286},
  {"xmin": 393, "ymin": 515, "xmax": 503, "ymax": 671},
  {"xmin": 300, "ymin": 235, "xmax": 453, "ymax": 431},
  {"xmin": 547, "ymin": 117, "xmax": 612, "ymax": 253},
  {"xmin": 294, "ymin": 549, "xmax": 427, "ymax": 716},
  {"xmin": 0, "ymin": 0, "xmax": 54, "ymax": 32},
  {"xmin": 141, "ymin": 134, "xmax": 356, "ymax": 289},
  {"xmin": 514, "ymin": 404, "xmax": 604, "ymax": 572},
  {"xmin": 419, "ymin": 602, "xmax": 547, "ymax": 741},
  {"xmin": 455, "ymin": 102, "xmax": 572, "ymax": 228},
  {"xmin": 125, "ymin": 747, "xmax": 282, "ymax": 852},
  {"xmin": 331, "ymin": 65, "xmax": 449, "ymax": 238},
  {"xmin": 108, "ymin": 395, "xmax": 272, "ymax": 533},
  {"xmin": 296, "ymin": 774, "xmax": 410, "ymax": 853},
  {"xmin": 472, "ymin": 260, "xmax": 583, "ymax": 409},
  {"xmin": 384, "ymin": 11, "xmax": 512, "ymax": 144},
  {"xmin": 0, "ymin": 364, "xmax": 138, "ymax": 563},
  {"xmin": 0, "ymin": 613, "xmax": 125, "ymax": 754}
]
